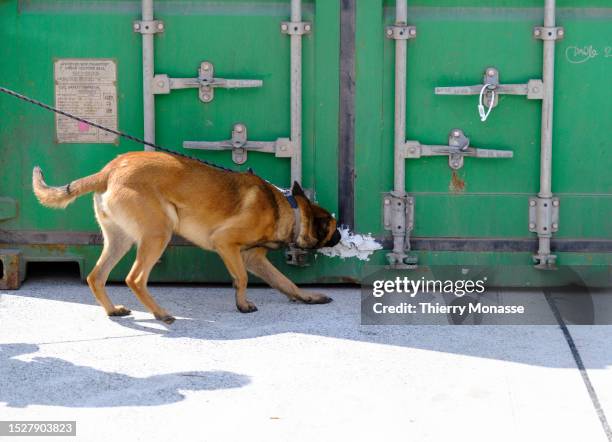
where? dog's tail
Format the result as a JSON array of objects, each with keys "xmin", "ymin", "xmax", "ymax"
[{"xmin": 32, "ymin": 166, "xmax": 109, "ymax": 209}]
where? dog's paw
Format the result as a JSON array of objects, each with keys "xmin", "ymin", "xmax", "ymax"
[
  {"xmin": 302, "ymin": 294, "xmax": 333, "ymax": 304},
  {"xmin": 108, "ymin": 305, "xmax": 132, "ymax": 316},
  {"xmin": 237, "ymin": 301, "xmax": 258, "ymax": 313},
  {"xmin": 154, "ymin": 313, "xmax": 176, "ymax": 324}
]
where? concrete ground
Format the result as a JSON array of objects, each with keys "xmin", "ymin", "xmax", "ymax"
[{"xmin": 1, "ymin": 274, "xmax": 612, "ymax": 442}]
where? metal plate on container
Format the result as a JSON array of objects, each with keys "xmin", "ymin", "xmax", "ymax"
[{"xmin": 54, "ymin": 58, "xmax": 118, "ymax": 143}]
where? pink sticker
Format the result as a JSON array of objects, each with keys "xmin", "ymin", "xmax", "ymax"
[{"xmin": 78, "ymin": 121, "xmax": 90, "ymax": 132}]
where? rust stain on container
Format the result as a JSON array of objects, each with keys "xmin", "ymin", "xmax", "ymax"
[
  {"xmin": 0, "ymin": 250, "xmax": 21, "ymax": 289},
  {"xmin": 449, "ymin": 170, "xmax": 466, "ymax": 193}
]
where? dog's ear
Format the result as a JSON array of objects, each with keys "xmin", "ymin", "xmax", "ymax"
[{"xmin": 291, "ymin": 181, "xmax": 306, "ymax": 198}]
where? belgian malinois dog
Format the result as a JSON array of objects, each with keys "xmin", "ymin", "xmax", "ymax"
[{"xmin": 32, "ymin": 151, "xmax": 341, "ymax": 324}]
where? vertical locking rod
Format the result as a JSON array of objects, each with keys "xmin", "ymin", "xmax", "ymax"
[
  {"xmin": 391, "ymin": 0, "xmax": 410, "ymax": 262},
  {"xmin": 141, "ymin": 0, "xmax": 156, "ymax": 150},
  {"xmin": 290, "ymin": 0, "xmax": 302, "ymax": 184},
  {"xmin": 535, "ymin": 0, "xmax": 557, "ymax": 267}
]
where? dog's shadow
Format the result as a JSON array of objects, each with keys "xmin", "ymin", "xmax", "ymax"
[{"xmin": 0, "ymin": 343, "xmax": 250, "ymax": 408}]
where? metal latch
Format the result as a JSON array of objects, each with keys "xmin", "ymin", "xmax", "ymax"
[
  {"xmin": 435, "ymin": 67, "xmax": 544, "ymax": 119},
  {"xmin": 404, "ymin": 129, "xmax": 513, "ymax": 170},
  {"xmin": 529, "ymin": 197, "xmax": 560, "ymax": 269},
  {"xmin": 383, "ymin": 193, "xmax": 414, "ymax": 236},
  {"xmin": 382, "ymin": 193, "xmax": 417, "ymax": 269},
  {"xmin": 528, "ymin": 197, "xmax": 560, "ymax": 235},
  {"xmin": 285, "ymin": 246, "xmax": 310, "ymax": 267},
  {"xmin": 152, "ymin": 61, "xmax": 263, "ymax": 103},
  {"xmin": 184, "ymin": 124, "xmax": 293, "ymax": 165}
]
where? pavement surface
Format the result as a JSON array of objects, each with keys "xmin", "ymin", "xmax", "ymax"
[{"xmin": 1, "ymin": 274, "xmax": 612, "ymax": 442}]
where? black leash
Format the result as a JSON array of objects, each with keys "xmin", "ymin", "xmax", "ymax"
[
  {"xmin": 0, "ymin": 85, "xmax": 235, "ymax": 172},
  {"xmin": 0, "ymin": 85, "xmax": 300, "ymax": 208}
]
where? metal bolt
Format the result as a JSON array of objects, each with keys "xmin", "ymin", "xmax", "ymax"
[
  {"xmin": 557, "ymin": 29, "xmax": 564, "ymax": 36},
  {"xmin": 386, "ymin": 28, "xmax": 393, "ymax": 36},
  {"xmin": 533, "ymin": 87, "xmax": 540, "ymax": 93},
  {"xmin": 203, "ymin": 94, "xmax": 211, "ymax": 101},
  {"xmin": 487, "ymin": 69, "xmax": 496, "ymax": 77},
  {"xmin": 452, "ymin": 130, "xmax": 460, "ymax": 137},
  {"xmin": 534, "ymin": 29, "xmax": 541, "ymax": 36},
  {"xmin": 529, "ymin": 223, "xmax": 536, "ymax": 229},
  {"xmin": 384, "ymin": 199, "xmax": 390, "ymax": 205},
  {"xmin": 409, "ymin": 28, "xmax": 416, "ymax": 36},
  {"xmin": 234, "ymin": 125, "xmax": 244, "ymax": 133},
  {"xmin": 304, "ymin": 24, "xmax": 311, "ymax": 32},
  {"xmin": 157, "ymin": 80, "xmax": 164, "ymax": 87},
  {"xmin": 552, "ymin": 223, "xmax": 558, "ymax": 229},
  {"xmin": 408, "ymin": 199, "xmax": 413, "ymax": 205},
  {"xmin": 553, "ymin": 200, "xmax": 559, "ymax": 207},
  {"xmin": 280, "ymin": 146, "xmax": 286, "ymax": 151},
  {"xmin": 529, "ymin": 200, "xmax": 536, "ymax": 207},
  {"xmin": 281, "ymin": 23, "xmax": 288, "ymax": 31},
  {"xmin": 410, "ymin": 147, "xmax": 416, "ymax": 153},
  {"xmin": 202, "ymin": 63, "xmax": 210, "ymax": 71},
  {"xmin": 134, "ymin": 23, "xmax": 141, "ymax": 30},
  {"xmin": 157, "ymin": 22, "xmax": 164, "ymax": 31}
]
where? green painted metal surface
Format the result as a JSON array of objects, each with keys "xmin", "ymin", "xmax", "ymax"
[{"xmin": 1, "ymin": 0, "xmax": 611, "ymax": 284}]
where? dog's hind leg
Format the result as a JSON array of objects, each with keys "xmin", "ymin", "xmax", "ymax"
[
  {"xmin": 87, "ymin": 195, "xmax": 134, "ymax": 317},
  {"xmin": 125, "ymin": 231, "xmax": 175, "ymax": 324},
  {"xmin": 242, "ymin": 248, "xmax": 332, "ymax": 305}
]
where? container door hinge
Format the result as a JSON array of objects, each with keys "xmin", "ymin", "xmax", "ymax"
[
  {"xmin": 383, "ymin": 193, "xmax": 417, "ymax": 268},
  {"xmin": 529, "ymin": 197, "xmax": 559, "ymax": 269},
  {"xmin": 151, "ymin": 61, "xmax": 263, "ymax": 103},
  {"xmin": 404, "ymin": 129, "xmax": 513, "ymax": 170}
]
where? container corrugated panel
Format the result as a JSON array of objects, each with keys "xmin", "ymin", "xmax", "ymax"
[{"xmin": 1, "ymin": 0, "xmax": 611, "ymax": 285}]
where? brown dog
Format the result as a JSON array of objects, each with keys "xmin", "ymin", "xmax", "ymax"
[{"xmin": 32, "ymin": 151, "xmax": 341, "ymax": 324}]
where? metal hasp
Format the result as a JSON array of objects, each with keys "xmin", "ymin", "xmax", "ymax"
[
  {"xmin": 435, "ymin": 67, "xmax": 544, "ymax": 111},
  {"xmin": 384, "ymin": 0, "xmax": 418, "ymax": 268},
  {"xmin": 533, "ymin": 0, "xmax": 564, "ymax": 269},
  {"xmin": 151, "ymin": 61, "xmax": 263, "ymax": 104},
  {"xmin": 184, "ymin": 124, "xmax": 293, "ymax": 165},
  {"xmin": 404, "ymin": 129, "xmax": 513, "ymax": 171},
  {"xmin": 382, "ymin": 193, "xmax": 415, "ymax": 268}
]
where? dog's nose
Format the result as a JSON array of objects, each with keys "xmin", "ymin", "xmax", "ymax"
[{"xmin": 324, "ymin": 229, "xmax": 341, "ymax": 248}]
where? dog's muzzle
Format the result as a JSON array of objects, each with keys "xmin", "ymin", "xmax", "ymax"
[{"xmin": 323, "ymin": 229, "xmax": 341, "ymax": 248}]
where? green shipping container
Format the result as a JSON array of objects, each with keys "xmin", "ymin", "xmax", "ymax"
[{"xmin": 1, "ymin": 0, "xmax": 611, "ymax": 287}]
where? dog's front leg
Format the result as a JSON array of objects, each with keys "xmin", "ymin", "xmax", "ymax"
[
  {"xmin": 216, "ymin": 244, "xmax": 258, "ymax": 313},
  {"xmin": 242, "ymin": 248, "xmax": 332, "ymax": 304}
]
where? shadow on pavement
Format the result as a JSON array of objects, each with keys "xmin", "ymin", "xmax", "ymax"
[{"xmin": 0, "ymin": 343, "xmax": 250, "ymax": 408}]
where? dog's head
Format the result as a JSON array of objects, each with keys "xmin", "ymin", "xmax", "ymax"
[{"xmin": 291, "ymin": 182, "xmax": 341, "ymax": 250}]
